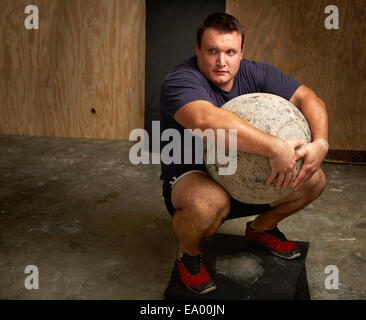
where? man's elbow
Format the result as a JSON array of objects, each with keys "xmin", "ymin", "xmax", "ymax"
[
  {"xmin": 310, "ymin": 92, "xmax": 327, "ymax": 112},
  {"xmin": 291, "ymin": 85, "xmax": 326, "ymax": 111}
]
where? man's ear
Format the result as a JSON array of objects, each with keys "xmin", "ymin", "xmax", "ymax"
[{"xmin": 195, "ymin": 42, "xmax": 200, "ymax": 56}]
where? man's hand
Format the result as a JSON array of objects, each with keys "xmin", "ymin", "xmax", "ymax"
[
  {"xmin": 288, "ymin": 85, "xmax": 329, "ymax": 191},
  {"xmin": 266, "ymin": 139, "xmax": 305, "ymax": 190},
  {"xmin": 292, "ymin": 139, "xmax": 329, "ymax": 191}
]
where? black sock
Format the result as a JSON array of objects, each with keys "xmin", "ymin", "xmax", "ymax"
[
  {"xmin": 265, "ymin": 226, "xmax": 287, "ymax": 241},
  {"xmin": 179, "ymin": 252, "xmax": 201, "ymax": 275},
  {"xmin": 248, "ymin": 223, "xmax": 257, "ymax": 232},
  {"xmin": 249, "ymin": 222, "xmax": 276, "ymax": 232}
]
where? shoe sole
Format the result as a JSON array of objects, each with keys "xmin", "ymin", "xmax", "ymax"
[
  {"xmin": 267, "ymin": 248, "xmax": 301, "ymax": 260},
  {"xmin": 246, "ymin": 237, "xmax": 301, "ymax": 260},
  {"xmin": 185, "ymin": 283, "xmax": 217, "ymax": 295}
]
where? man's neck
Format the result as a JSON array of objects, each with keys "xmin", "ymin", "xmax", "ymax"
[{"xmin": 217, "ymin": 80, "xmax": 234, "ymax": 92}]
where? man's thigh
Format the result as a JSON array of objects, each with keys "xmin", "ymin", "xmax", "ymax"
[
  {"xmin": 164, "ymin": 171, "xmax": 271, "ymax": 220},
  {"xmin": 269, "ymin": 168, "xmax": 326, "ymax": 207},
  {"xmin": 171, "ymin": 171, "xmax": 228, "ymax": 212}
]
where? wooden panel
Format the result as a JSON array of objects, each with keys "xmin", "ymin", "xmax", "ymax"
[
  {"xmin": 0, "ymin": 0, "xmax": 145, "ymax": 139},
  {"xmin": 325, "ymin": 150, "xmax": 366, "ymax": 165},
  {"xmin": 226, "ymin": 0, "xmax": 366, "ymax": 151}
]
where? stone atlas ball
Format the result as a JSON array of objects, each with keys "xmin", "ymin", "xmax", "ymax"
[{"xmin": 204, "ymin": 93, "xmax": 311, "ymax": 204}]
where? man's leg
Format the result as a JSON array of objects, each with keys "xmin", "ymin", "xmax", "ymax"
[
  {"xmin": 171, "ymin": 172, "xmax": 231, "ymax": 255},
  {"xmin": 169, "ymin": 171, "xmax": 231, "ymax": 294},
  {"xmin": 168, "ymin": 168, "xmax": 326, "ymax": 292},
  {"xmin": 170, "ymin": 168, "xmax": 326, "ymax": 253},
  {"xmin": 245, "ymin": 168, "xmax": 326, "ymax": 259},
  {"xmin": 250, "ymin": 168, "xmax": 327, "ymax": 231}
]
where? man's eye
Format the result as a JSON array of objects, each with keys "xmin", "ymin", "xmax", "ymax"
[
  {"xmin": 227, "ymin": 50, "xmax": 235, "ymax": 55},
  {"xmin": 208, "ymin": 49, "xmax": 216, "ymax": 54}
]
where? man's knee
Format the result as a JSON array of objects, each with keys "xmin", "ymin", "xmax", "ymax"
[
  {"xmin": 189, "ymin": 186, "xmax": 231, "ymax": 231},
  {"xmin": 270, "ymin": 168, "xmax": 326, "ymax": 209},
  {"xmin": 306, "ymin": 168, "xmax": 326, "ymax": 200},
  {"xmin": 172, "ymin": 174, "xmax": 231, "ymax": 231}
]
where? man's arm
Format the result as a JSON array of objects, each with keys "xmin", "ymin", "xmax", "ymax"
[
  {"xmin": 174, "ymin": 100, "xmax": 304, "ymax": 190},
  {"xmin": 289, "ymin": 85, "xmax": 329, "ymax": 190}
]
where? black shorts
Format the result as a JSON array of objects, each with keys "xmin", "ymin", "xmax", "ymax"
[{"xmin": 162, "ymin": 169, "xmax": 272, "ymax": 220}]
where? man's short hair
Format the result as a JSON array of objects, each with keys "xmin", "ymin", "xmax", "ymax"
[{"xmin": 196, "ymin": 12, "xmax": 245, "ymax": 49}]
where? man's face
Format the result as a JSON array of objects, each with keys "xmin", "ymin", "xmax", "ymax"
[{"xmin": 196, "ymin": 28, "xmax": 243, "ymax": 92}]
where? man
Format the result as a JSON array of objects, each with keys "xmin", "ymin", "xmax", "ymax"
[{"xmin": 160, "ymin": 12, "xmax": 328, "ymax": 295}]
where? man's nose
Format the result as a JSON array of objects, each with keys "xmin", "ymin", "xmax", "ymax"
[{"xmin": 216, "ymin": 53, "xmax": 226, "ymax": 67}]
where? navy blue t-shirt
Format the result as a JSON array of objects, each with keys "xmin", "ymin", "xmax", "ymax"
[{"xmin": 159, "ymin": 55, "xmax": 301, "ymax": 182}]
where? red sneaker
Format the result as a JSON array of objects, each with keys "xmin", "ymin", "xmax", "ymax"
[
  {"xmin": 176, "ymin": 252, "xmax": 217, "ymax": 295},
  {"xmin": 245, "ymin": 221, "xmax": 301, "ymax": 260}
]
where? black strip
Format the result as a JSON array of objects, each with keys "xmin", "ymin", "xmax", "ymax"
[{"xmin": 325, "ymin": 149, "xmax": 366, "ymax": 165}]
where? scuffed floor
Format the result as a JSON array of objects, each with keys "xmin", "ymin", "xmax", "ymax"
[{"xmin": 0, "ymin": 134, "xmax": 365, "ymax": 299}]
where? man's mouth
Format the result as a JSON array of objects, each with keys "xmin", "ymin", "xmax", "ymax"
[{"xmin": 214, "ymin": 70, "xmax": 228, "ymax": 75}]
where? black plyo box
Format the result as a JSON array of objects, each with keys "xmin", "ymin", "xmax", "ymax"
[{"xmin": 165, "ymin": 233, "xmax": 310, "ymax": 300}]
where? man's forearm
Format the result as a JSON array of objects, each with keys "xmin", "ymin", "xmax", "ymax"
[
  {"xmin": 302, "ymin": 98, "xmax": 328, "ymax": 141},
  {"xmin": 290, "ymin": 87, "xmax": 329, "ymax": 149},
  {"xmin": 174, "ymin": 99, "xmax": 283, "ymax": 158},
  {"xmin": 199, "ymin": 106, "xmax": 281, "ymax": 158},
  {"xmin": 174, "ymin": 99, "xmax": 302, "ymax": 181}
]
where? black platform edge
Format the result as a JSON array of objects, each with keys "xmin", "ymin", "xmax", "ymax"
[{"xmin": 165, "ymin": 233, "xmax": 310, "ymax": 300}]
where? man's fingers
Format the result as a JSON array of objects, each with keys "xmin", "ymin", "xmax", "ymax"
[
  {"xmin": 282, "ymin": 170, "xmax": 293, "ymax": 189},
  {"xmin": 275, "ymin": 172, "xmax": 285, "ymax": 190},
  {"xmin": 266, "ymin": 170, "xmax": 277, "ymax": 186},
  {"xmin": 295, "ymin": 147, "xmax": 306, "ymax": 161},
  {"xmin": 294, "ymin": 175, "xmax": 309, "ymax": 191},
  {"xmin": 292, "ymin": 168, "xmax": 307, "ymax": 191},
  {"xmin": 292, "ymin": 164, "xmax": 297, "ymax": 182},
  {"xmin": 291, "ymin": 139, "xmax": 305, "ymax": 149}
]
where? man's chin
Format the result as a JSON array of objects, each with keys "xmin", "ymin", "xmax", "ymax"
[{"xmin": 209, "ymin": 75, "xmax": 225, "ymax": 83}]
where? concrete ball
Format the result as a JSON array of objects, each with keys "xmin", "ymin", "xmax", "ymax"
[{"xmin": 204, "ymin": 93, "xmax": 311, "ymax": 204}]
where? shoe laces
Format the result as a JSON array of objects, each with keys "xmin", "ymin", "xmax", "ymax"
[{"xmin": 261, "ymin": 228, "xmax": 297, "ymax": 252}]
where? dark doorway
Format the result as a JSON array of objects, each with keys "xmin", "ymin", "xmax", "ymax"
[{"xmin": 144, "ymin": 0, "xmax": 226, "ymax": 144}]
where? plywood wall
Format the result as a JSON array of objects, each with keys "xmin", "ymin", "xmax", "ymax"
[
  {"xmin": 0, "ymin": 0, "xmax": 145, "ymax": 139},
  {"xmin": 227, "ymin": 0, "xmax": 366, "ymax": 151}
]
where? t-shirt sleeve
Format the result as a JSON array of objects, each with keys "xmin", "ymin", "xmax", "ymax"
[
  {"xmin": 160, "ymin": 70, "xmax": 213, "ymax": 118},
  {"xmin": 252, "ymin": 61, "xmax": 301, "ymax": 101}
]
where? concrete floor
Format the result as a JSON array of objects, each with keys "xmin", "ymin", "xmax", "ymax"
[{"xmin": 0, "ymin": 134, "xmax": 365, "ymax": 300}]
